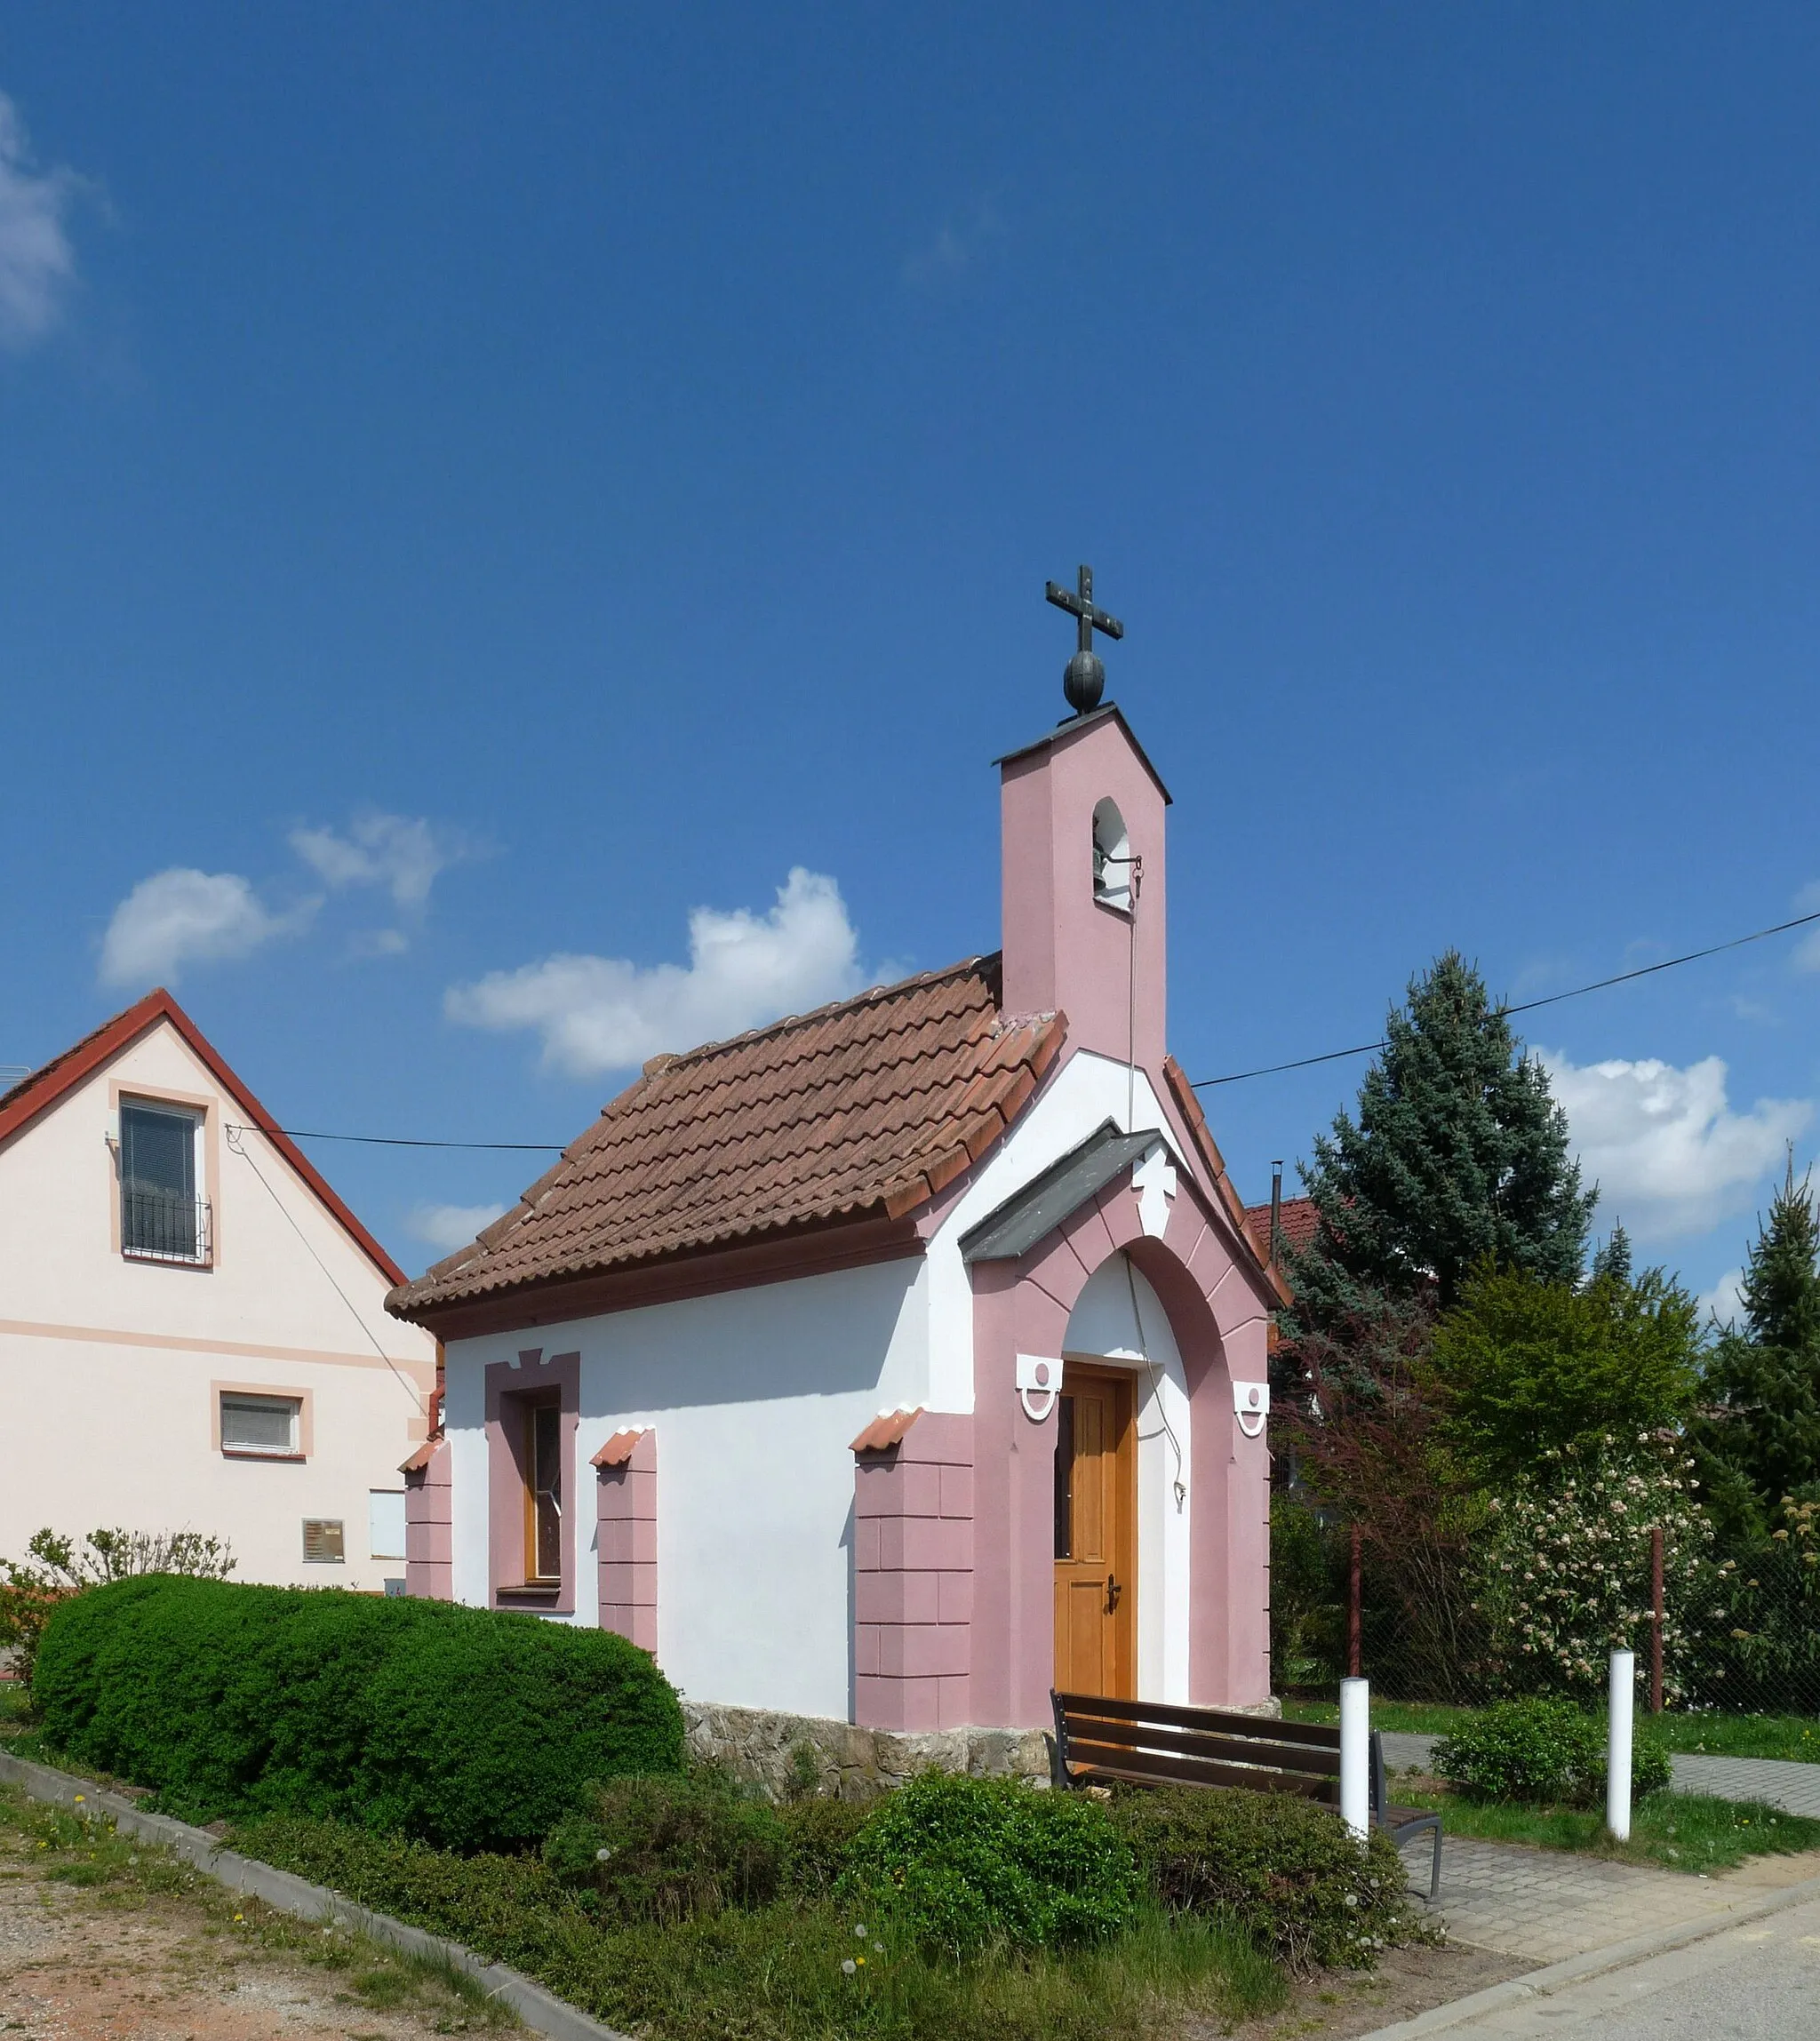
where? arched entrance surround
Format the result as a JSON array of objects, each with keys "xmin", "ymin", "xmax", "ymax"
[{"xmin": 968, "ymin": 1151, "xmax": 1272, "ymax": 1730}]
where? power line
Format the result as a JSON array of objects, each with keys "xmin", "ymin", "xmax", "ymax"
[
  {"xmin": 225, "ymin": 1126, "xmax": 426, "ymax": 1412},
  {"xmin": 227, "ymin": 1122, "xmax": 564, "ymax": 1152},
  {"xmin": 1190, "ymin": 905, "xmax": 1820, "ymax": 1091}
]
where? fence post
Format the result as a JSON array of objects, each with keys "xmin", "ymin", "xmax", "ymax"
[
  {"xmin": 1649, "ymin": 1526, "xmax": 1664, "ymax": 1715},
  {"xmin": 1348, "ymin": 1523, "xmax": 1362, "ymax": 1679},
  {"xmin": 1607, "ymin": 1648, "xmax": 1634, "ymax": 1841},
  {"xmin": 1340, "ymin": 1676, "xmax": 1369, "ymax": 1839}
]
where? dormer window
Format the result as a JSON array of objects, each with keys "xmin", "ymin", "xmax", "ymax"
[{"xmin": 1091, "ymin": 798, "xmax": 1132, "ymax": 913}]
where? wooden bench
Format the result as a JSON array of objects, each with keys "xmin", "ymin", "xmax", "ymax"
[{"xmin": 1050, "ymin": 1689, "xmax": 1442, "ymax": 1901}]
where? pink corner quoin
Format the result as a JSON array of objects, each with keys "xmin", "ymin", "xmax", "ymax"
[
  {"xmin": 595, "ymin": 1427, "xmax": 658, "ymax": 1651},
  {"xmin": 851, "ymin": 1409, "xmax": 974, "ymax": 1730}
]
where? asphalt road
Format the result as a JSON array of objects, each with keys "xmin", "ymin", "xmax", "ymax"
[{"xmin": 1422, "ymin": 1891, "xmax": 1820, "ymax": 2036}]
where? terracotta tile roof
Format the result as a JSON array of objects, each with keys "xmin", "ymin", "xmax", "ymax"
[
  {"xmin": 390, "ymin": 955, "xmax": 1064, "ymax": 1320},
  {"xmin": 850, "ymin": 1408, "xmax": 923, "ymax": 1455},
  {"xmin": 1243, "ymin": 1195, "xmax": 1320, "ymax": 1265},
  {"xmin": 592, "ymin": 1429, "xmax": 647, "ymax": 1470},
  {"xmin": 399, "ymin": 1440, "xmax": 439, "ymax": 1475}
]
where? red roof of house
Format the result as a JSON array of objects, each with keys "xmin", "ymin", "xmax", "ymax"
[
  {"xmin": 389, "ymin": 955, "xmax": 1066, "ymax": 1320},
  {"xmin": 1242, "ymin": 1194, "xmax": 1320, "ymax": 1266},
  {"xmin": 0, "ymin": 989, "xmax": 409, "ymax": 1288}
]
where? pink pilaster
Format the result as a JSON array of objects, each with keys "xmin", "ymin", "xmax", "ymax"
[
  {"xmin": 852, "ymin": 1411, "xmax": 974, "ymax": 1730},
  {"xmin": 595, "ymin": 1428, "xmax": 659, "ymax": 1652},
  {"xmin": 403, "ymin": 1437, "xmax": 452, "ymax": 1600}
]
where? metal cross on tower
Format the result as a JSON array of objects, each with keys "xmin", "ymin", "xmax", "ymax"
[{"xmin": 1045, "ymin": 564, "xmax": 1124, "ymax": 716}]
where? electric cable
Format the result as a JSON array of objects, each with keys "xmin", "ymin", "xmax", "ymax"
[
  {"xmin": 225, "ymin": 1124, "xmax": 427, "ymax": 1413},
  {"xmin": 1189, "ymin": 904, "xmax": 1820, "ymax": 1090}
]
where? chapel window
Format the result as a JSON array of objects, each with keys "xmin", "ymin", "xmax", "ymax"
[
  {"xmin": 120, "ymin": 1099, "xmax": 211, "ymax": 1265},
  {"xmin": 1091, "ymin": 798, "xmax": 1132, "ymax": 913},
  {"xmin": 525, "ymin": 1399, "xmax": 563, "ymax": 1586}
]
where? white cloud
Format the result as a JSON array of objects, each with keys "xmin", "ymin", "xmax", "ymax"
[
  {"xmin": 1540, "ymin": 1048, "xmax": 1812, "ymax": 1241},
  {"xmin": 446, "ymin": 867, "xmax": 864, "ymax": 1078},
  {"xmin": 290, "ymin": 811, "xmax": 471, "ymax": 913},
  {"xmin": 99, "ymin": 868, "xmax": 311, "ymax": 988},
  {"xmin": 408, "ymin": 1201, "xmax": 508, "ymax": 1255},
  {"xmin": 1697, "ymin": 1265, "xmax": 1747, "ymax": 1331},
  {"xmin": 0, "ymin": 91, "xmax": 82, "ymax": 351}
]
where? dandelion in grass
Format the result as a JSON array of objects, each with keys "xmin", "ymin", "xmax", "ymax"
[{"xmin": 842, "ymin": 1958, "xmax": 857, "ymax": 1977}]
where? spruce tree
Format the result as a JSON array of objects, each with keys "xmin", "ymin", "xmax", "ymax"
[
  {"xmin": 1289, "ymin": 951, "xmax": 1595, "ymax": 1328},
  {"xmin": 1690, "ymin": 1159, "xmax": 1820, "ymax": 1542},
  {"xmin": 1591, "ymin": 1222, "xmax": 1632, "ymax": 1287}
]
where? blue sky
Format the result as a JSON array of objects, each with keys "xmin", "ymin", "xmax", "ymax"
[{"xmin": 4, "ymin": 4, "xmax": 1820, "ymax": 1309}]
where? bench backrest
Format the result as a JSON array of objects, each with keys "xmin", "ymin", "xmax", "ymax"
[{"xmin": 1052, "ymin": 1688, "xmax": 1350, "ymax": 1802}]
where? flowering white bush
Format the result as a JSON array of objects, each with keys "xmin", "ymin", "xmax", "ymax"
[{"xmin": 1473, "ymin": 1433, "xmax": 1718, "ymax": 1703}]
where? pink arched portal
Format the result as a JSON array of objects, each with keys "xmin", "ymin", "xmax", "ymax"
[{"xmin": 853, "ymin": 1152, "xmax": 1273, "ymax": 1734}]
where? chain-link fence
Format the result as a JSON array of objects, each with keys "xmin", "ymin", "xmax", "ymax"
[{"xmin": 1272, "ymin": 1490, "xmax": 1820, "ymax": 1718}]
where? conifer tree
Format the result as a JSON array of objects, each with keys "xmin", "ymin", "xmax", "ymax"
[
  {"xmin": 1289, "ymin": 952, "xmax": 1595, "ymax": 1329},
  {"xmin": 1591, "ymin": 1221, "xmax": 1632, "ymax": 1287},
  {"xmin": 1690, "ymin": 1159, "xmax": 1820, "ymax": 1542}
]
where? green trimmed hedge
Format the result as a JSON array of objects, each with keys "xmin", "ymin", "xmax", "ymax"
[{"xmin": 32, "ymin": 1576, "xmax": 682, "ymax": 1852}]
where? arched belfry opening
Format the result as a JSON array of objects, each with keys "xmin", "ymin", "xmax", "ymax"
[{"xmin": 1092, "ymin": 797, "xmax": 1132, "ymax": 913}]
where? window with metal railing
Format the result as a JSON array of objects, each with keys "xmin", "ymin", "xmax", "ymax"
[{"xmin": 120, "ymin": 1102, "xmax": 212, "ymax": 1265}]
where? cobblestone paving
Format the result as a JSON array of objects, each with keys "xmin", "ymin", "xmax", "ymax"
[{"xmin": 1402, "ymin": 1833, "xmax": 1741, "ymax": 1963}]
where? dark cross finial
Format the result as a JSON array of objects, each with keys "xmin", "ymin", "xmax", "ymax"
[{"xmin": 1045, "ymin": 564, "xmax": 1124, "ymax": 715}]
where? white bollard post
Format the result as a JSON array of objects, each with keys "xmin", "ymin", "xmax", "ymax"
[
  {"xmin": 1340, "ymin": 1676, "xmax": 1369, "ymax": 1840},
  {"xmin": 1607, "ymin": 1648, "xmax": 1635, "ymax": 1841}
]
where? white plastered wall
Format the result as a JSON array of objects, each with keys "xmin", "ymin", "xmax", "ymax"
[
  {"xmin": 442, "ymin": 1255, "xmax": 931, "ymax": 1720},
  {"xmin": 1062, "ymin": 1254, "xmax": 1193, "ymax": 1703},
  {"xmin": 0, "ymin": 1020, "xmax": 436, "ymax": 1588},
  {"xmin": 922, "ymin": 1048, "xmax": 1178, "ymax": 1413}
]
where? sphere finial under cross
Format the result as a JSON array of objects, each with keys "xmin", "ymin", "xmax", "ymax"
[{"xmin": 1045, "ymin": 565, "xmax": 1124, "ymax": 716}]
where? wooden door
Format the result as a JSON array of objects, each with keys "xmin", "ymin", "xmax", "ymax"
[{"xmin": 1053, "ymin": 1366, "xmax": 1136, "ymax": 1697}]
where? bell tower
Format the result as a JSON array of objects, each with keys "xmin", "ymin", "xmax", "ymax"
[{"xmin": 998, "ymin": 569, "xmax": 1170, "ymax": 1076}]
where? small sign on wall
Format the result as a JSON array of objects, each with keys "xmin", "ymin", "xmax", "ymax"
[{"xmin": 302, "ymin": 1519, "xmax": 345, "ymax": 1563}]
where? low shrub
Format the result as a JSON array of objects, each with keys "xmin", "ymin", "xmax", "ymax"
[
  {"xmin": 778, "ymin": 1794, "xmax": 877, "ymax": 1899},
  {"xmin": 1433, "ymin": 1697, "xmax": 1672, "ymax": 1806},
  {"xmin": 543, "ymin": 1771, "xmax": 790, "ymax": 1920},
  {"xmin": 0, "ymin": 1527, "xmax": 236, "ymax": 1692},
  {"xmin": 836, "ymin": 1771, "xmax": 1139, "ymax": 1958},
  {"xmin": 235, "ymin": 1812, "xmax": 1285, "ymax": 2041},
  {"xmin": 1108, "ymin": 1785, "xmax": 1417, "ymax": 1973},
  {"xmin": 32, "ymin": 1576, "xmax": 683, "ymax": 1852}
]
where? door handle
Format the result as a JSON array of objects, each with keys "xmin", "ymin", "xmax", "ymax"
[{"xmin": 1106, "ymin": 1573, "xmax": 1122, "ymax": 1612}]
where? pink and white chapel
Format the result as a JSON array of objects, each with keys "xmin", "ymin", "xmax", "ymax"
[{"xmin": 389, "ymin": 570, "xmax": 1284, "ymax": 1751}]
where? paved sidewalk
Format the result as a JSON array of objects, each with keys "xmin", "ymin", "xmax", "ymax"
[
  {"xmin": 1397, "ymin": 1832, "xmax": 1782, "ymax": 1965},
  {"xmin": 1381, "ymin": 1732, "xmax": 1820, "ymax": 1815},
  {"xmin": 1364, "ymin": 1888, "xmax": 1820, "ymax": 2037}
]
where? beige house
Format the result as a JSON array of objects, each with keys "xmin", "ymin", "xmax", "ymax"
[{"xmin": 0, "ymin": 990, "xmax": 438, "ymax": 1589}]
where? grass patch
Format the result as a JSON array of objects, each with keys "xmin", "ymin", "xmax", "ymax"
[
  {"xmin": 1283, "ymin": 1698, "xmax": 1820, "ymax": 1763},
  {"xmin": 234, "ymin": 1811, "xmax": 1289, "ymax": 2041},
  {"xmin": 0, "ymin": 1784, "xmax": 515, "ymax": 2030},
  {"xmin": 1387, "ymin": 1786, "xmax": 1820, "ymax": 1875}
]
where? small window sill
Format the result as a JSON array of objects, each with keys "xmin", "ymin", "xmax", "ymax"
[
  {"xmin": 123, "ymin": 1251, "xmax": 213, "ymax": 1272},
  {"xmin": 221, "ymin": 1448, "xmax": 305, "ymax": 1463}
]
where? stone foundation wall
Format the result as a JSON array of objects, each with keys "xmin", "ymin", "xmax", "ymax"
[
  {"xmin": 682, "ymin": 1701, "xmax": 1051, "ymax": 1801},
  {"xmin": 681, "ymin": 1694, "xmax": 1282, "ymax": 1801}
]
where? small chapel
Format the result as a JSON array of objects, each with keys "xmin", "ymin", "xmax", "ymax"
[{"xmin": 389, "ymin": 571, "xmax": 1285, "ymax": 1748}]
